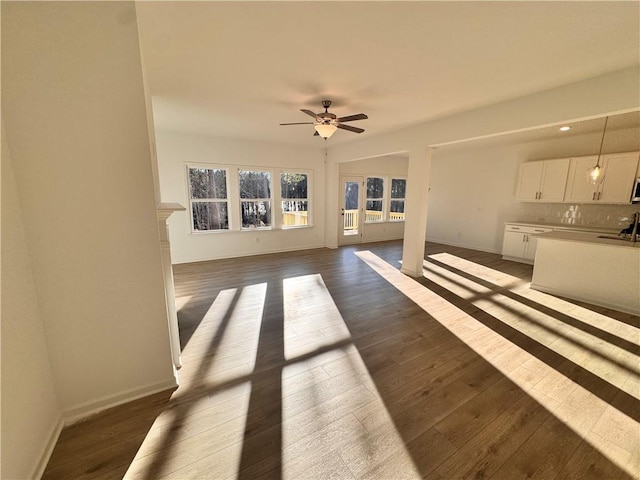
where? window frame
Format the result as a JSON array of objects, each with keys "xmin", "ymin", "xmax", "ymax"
[
  {"xmin": 389, "ymin": 177, "xmax": 407, "ymax": 222},
  {"xmin": 238, "ymin": 168, "xmax": 273, "ymax": 230},
  {"xmin": 280, "ymin": 170, "xmax": 312, "ymax": 229},
  {"xmin": 365, "ymin": 176, "xmax": 385, "ymax": 223},
  {"xmin": 186, "ymin": 164, "xmax": 231, "ymax": 233},
  {"xmin": 185, "ymin": 163, "xmax": 315, "ymax": 233}
]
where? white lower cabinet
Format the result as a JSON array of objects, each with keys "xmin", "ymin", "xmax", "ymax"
[{"xmin": 502, "ymin": 224, "xmax": 553, "ymax": 264}]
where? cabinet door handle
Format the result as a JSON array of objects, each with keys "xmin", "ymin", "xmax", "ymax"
[
  {"xmin": 597, "ymin": 191, "xmax": 601, "ymax": 200},
  {"xmin": 592, "ymin": 192, "xmax": 596, "ymax": 200},
  {"xmin": 538, "ymin": 192, "xmax": 542, "ymax": 200}
]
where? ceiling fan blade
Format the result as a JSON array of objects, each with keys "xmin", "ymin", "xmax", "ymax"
[
  {"xmin": 336, "ymin": 113, "xmax": 368, "ymax": 123},
  {"xmin": 313, "ymin": 131, "xmax": 319, "ymax": 136},
  {"xmin": 337, "ymin": 123, "xmax": 365, "ymax": 134},
  {"xmin": 280, "ymin": 122, "xmax": 315, "ymax": 126},
  {"xmin": 301, "ymin": 109, "xmax": 319, "ymax": 119}
]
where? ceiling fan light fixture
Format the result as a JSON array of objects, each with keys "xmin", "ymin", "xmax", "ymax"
[{"xmin": 315, "ymin": 123, "xmax": 337, "ymax": 139}]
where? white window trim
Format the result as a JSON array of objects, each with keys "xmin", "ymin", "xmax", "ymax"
[
  {"xmin": 280, "ymin": 169, "xmax": 313, "ymax": 229},
  {"xmin": 185, "ymin": 163, "xmax": 315, "ymax": 232},
  {"xmin": 186, "ymin": 163, "xmax": 231, "ymax": 233},
  {"xmin": 238, "ymin": 168, "xmax": 274, "ymax": 231},
  {"xmin": 389, "ymin": 176, "xmax": 407, "ymax": 222},
  {"xmin": 365, "ymin": 175, "xmax": 386, "ymax": 223}
]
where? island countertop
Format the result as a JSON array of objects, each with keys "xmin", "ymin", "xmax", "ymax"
[
  {"xmin": 532, "ymin": 231, "xmax": 640, "ymax": 315},
  {"xmin": 535, "ymin": 230, "xmax": 640, "ymax": 249}
]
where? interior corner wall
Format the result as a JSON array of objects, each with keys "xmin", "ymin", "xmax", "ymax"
[
  {"xmin": 1, "ymin": 1, "xmax": 175, "ymax": 416},
  {"xmin": 1, "ymin": 124, "xmax": 63, "ymax": 480},
  {"xmin": 155, "ymin": 130, "xmax": 326, "ymax": 263},
  {"xmin": 339, "ymin": 155, "xmax": 409, "ymax": 243},
  {"xmin": 426, "ymin": 126, "xmax": 640, "ymax": 253}
]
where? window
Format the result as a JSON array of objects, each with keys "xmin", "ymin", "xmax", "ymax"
[
  {"xmin": 188, "ymin": 167, "xmax": 229, "ymax": 231},
  {"xmin": 390, "ymin": 178, "xmax": 406, "ymax": 221},
  {"xmin": 281, "ymin": 172, "xmax": 309, "ymax": 227},
  {"xmin": 365, "ymin": 177, "xmax": 384, "ymax": 223},
  {"xmin": 239, "ymin": 170, "xmax": 272, "ymax": 229}
]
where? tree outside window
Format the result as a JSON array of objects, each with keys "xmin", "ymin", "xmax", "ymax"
[
  {"xmin": 281, "ymin": 172, "xmax": 309, "ymax": 227},
  {"xmin": 390, "ymin": 178, "xmax": 406, "ymax": 221},
  {"xmin": 366, "ymin": 177, "xmax": 384, "ymax": 222},
  {"xmin": 239, "ymin": 170, "xmax": 272, "ymax": 228},
  {"xmin": 188, "ymin": 167, "xmax": 229, "ymax": 231}
]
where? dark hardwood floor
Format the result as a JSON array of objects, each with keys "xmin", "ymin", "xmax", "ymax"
[{"xmin": 43, "ymin": 240, "xmax": 639, "ymax": 479}]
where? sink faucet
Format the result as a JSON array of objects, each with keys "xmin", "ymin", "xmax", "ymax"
[{"xmin": 632, "ymin": 212, "xmax": 639, "ymax": 243}]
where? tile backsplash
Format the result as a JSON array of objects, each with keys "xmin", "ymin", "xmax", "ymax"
[{"xmin": 517, "ymin": 203, "xmax": 639, "ymax": 229}]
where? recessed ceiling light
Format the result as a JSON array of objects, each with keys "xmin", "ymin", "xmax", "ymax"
[{"xmin": 559, "ymin": 126, "xmax": 571, "ymax": 132}]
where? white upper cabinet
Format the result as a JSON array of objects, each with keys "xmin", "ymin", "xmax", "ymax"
[
  {"xmin": 564, "ymin": 155, "xmax": 599, "ymax": 202},
  {"xmin": 564, "ymin": 152, "xmax": 639, "ymax": 204},
  {"xmin": 516, "ymin": 158, "xmax": 570, "ymax": 202},
  {"xmin": 598, "ymin": 153, "xmax": 639, "ymax": 203}
]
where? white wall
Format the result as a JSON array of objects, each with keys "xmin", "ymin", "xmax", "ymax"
[
  {"xmin": 427, "ymin": 127, "xmax": 640, "ymax": 253},
  {"xmin": 156, "ymin": 130, "xmax": 326, "ymax": 263},
  {"xmin": 2, "ymin": 0, "xmax": 175, "ymax": 429},
  {"xmin": 339, "ymin": 155, "xmax": 408, "ymax": 243},
  {"xmin": 1, "ymin": 125, "xmax": 63, "ymax": 480}
]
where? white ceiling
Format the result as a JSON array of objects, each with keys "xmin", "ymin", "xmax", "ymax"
[{"xmin": 135, "ymin": 1, "xmax": 640, "ymax": 148}]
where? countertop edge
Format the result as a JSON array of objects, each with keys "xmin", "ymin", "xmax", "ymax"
[
  {"xmin": 535, "ymin": 230, "xmax": 640, "ymax": 249},
  {"xmin": 505, "ymin": 221, "xmax": 620, "ymax": 235}
]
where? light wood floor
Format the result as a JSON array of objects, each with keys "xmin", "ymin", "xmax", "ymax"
[{"xmin": 43, "ymin": 241, "xmax": 640, "ymax": 479}]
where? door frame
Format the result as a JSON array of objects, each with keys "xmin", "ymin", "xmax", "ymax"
[{"xmin": 339, "ymin": 175, "xmax": 364, "ymax": 245}]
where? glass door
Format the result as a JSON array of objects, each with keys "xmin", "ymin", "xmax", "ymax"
[{"xmin": 339, "ymin": 175, "xmax": 363, "ymax": 244}]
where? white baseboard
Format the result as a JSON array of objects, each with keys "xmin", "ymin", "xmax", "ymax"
[
  {"xmin": 31, "ymin": 378, "xmax": 177, "ymax": 478},
  {"xmin": 425, "ymin": 237, "xmax": 501, "ymax": 255},
  {"xmin": 173, "ymin": 242, "xmax": 327, "ymax": 264},
  {"xmin": 32, "ymin": 414, "xmax": 64, "ymax": 480},
  {"xmin": 63, "ymin": 378, "xmax": 178, "ymax": 426}
]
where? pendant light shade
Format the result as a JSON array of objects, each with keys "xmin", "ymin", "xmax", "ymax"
[
  {"xmin": 587, "ymin": 116, "xmax": 608, "ymax": 184},
  {"xmin": 587, "ymin": 164, "xmax": 604, "ymax": 184},
  {"xmin": 314, "ymin": 123, "xmax": 337, "ymax": 139}
]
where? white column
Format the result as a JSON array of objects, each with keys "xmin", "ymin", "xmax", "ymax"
[
  {"xmin": 157, "ymin": 203, "xmax": 186, "ymax": 369},
  {"xmin": 401, "ymin": 146, "xmax": 433, "ymax": 277},
  {"xmin": 325, "ymin": 154, "xmax": 340, "ymax": 249}
]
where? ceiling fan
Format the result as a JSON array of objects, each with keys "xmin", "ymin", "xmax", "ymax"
[{"xmin": 280, "ymin": 100, "xmax": 368, "ymax": 139}]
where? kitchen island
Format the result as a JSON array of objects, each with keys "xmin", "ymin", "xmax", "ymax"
[{"xmin": 531, "ymin": 231, "xmax": 640, "ymax": 315}]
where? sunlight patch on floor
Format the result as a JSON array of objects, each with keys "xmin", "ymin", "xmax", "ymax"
[
  {"xmin": 423, "ymin": 259, "xmax": 639, "ymax": 399},
  {"xmin": 355, "ymin": 250, "xmax": 640, "ymax": 478},
  {"xmin": 283, "ymin": 274, "xmax": 352, "ymax": 360},
  {"xmin": 124, "ymin": 382, "xmax": 251, "ymax": 479},
  {"xmin": 178, "ymin": 284, "xmax": 267, "ymax": 387},
  {"xmin": 124, "ymin": 284, "xmax": 265, "ymax": 478},
  {"xmin": 174, "ymin": 294, "xmax": 193, "ymax": 312},
  {"xmin": 127, "ymin": 273, "xmax": 422, "ymax": 479},
  {"xmin": 429, "ymin": 252, "xmax": 639, "ymax": 345},
  {"xmin": 281, "ymin": 273, "xmax": 421, "ymax": 479}
]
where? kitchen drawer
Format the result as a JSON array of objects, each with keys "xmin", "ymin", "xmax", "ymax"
[{"xmin": 505, "ymin": 224, "xmax": 552, "ymax": 235}]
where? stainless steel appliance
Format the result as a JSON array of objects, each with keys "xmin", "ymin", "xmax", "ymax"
[{"xmin": 632, "ymin": 177, "xmax": 640, "ymax": 203}]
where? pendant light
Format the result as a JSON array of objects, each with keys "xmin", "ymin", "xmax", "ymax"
[{"xmin": 587, "ymin": 116, "xmax": 608, "ymax": 184}]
